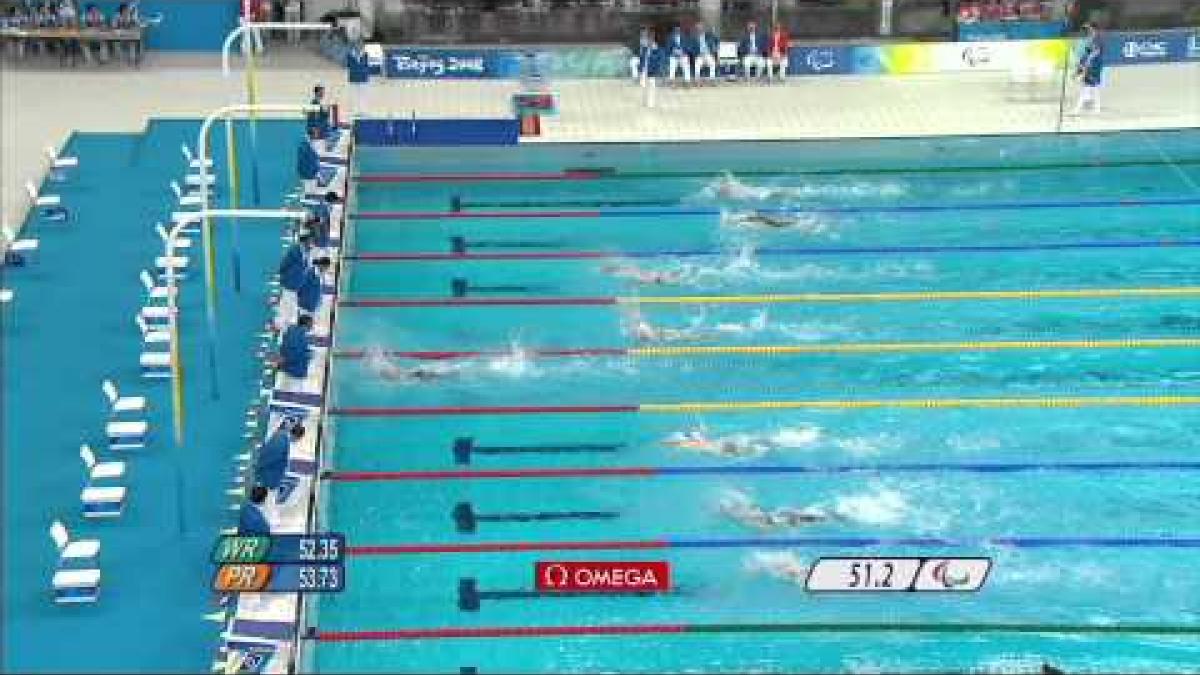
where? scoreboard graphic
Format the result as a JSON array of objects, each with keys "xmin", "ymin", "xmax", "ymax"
[{"xmin": 211, "ymin": 534, "xmax": 345, "ymax": 593}]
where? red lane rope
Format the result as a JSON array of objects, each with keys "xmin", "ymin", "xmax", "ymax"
[
  {"xmin": 330, "ymin": 405, "xmax": 639, "ymax": 416},
  {"xmin": 328, "ymin": 467, "xmax": 656, "ymax": 481},
  {"xmin": 334, "ymin": 348, "xmax": 628, "ymax": 360},
  {"xmin": 356, "ymin": 171, "xmax": 605, "ymax": 183},
  {"xmin": 353, "ymin": 210, "xmax": 602, "ymax": 220},
  {"xmin": 347, "ymin": 539, "xmax": 670, "ymax": 555},
  {"xmin": 341, "ymin": 297, "xmax": 617, "ymax": 308},
  {"xmin": 350, "ymin": 251, "xmax": 610, "ymax": 261},
  {"xmin": 317, "ymin": 623, "xmax": 686, "ymax": 641}
]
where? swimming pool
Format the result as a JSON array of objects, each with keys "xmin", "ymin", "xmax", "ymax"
[{"xmin": 309, "ymin": 130, "xmax": 1200, "ymax": 673}]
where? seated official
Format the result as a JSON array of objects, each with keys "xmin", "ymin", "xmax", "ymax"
[
  {"xmin": 296, "ymin": 257, "xmax": 332, "ymax": 319},
  {"xmin": 238, "ymin": 485, "xmax": 272, "ymax": 535},
  {"xmin": 81, "ymin": 4, "xmax": 109, "ymax": 63},
  {"xmin": 297, "ymin": 127, "xmax": 322, "ymax": 195},
  {"xmin": 766, "ymin": 23, "xmax": 789, "ymax": 80},
  {"xmin": 665, "ymin": 25, "xmax": 691, "ymax": 83},
  {"xmin": 277, "ymin": 314, "xmax": 314, "ymax": 380},
  {"xmin": 628, "ymin": 25, "xmax": 652, "ymax": 82},
  {"xmin": 110, "ymin": 2, "xmax": 140, "ymax": 64},
  {"xmin": 254, "ymin": 420, "xmax": 306, "ymax": 492},
  {"xmin": 738, "ymin": 21, "xmax": 767, "ymax": 79}
]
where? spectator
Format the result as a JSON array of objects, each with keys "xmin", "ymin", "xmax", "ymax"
[
  {"xmin": 81, "ymin": 4, "xmax": 109, "ymax": 63},
  {"xmin": 738, "ymin": 21, "xmax": 767, "ymax": 80},
  {"xmin": 665, "ymin": 25, "xmax": 691, "ymax": 84},
  {"xmin": 277, "ymin": 314, "xmax": 314, "ymax": 381},
  {"xmin": 238, "ymin": 485, "xmax": 272, "ymax": 535},
  {"xmin": 297, "ymin": 126, "xmax": 321, "ymax": 196},
  {"xmin": 277, "ymin": 232, "xmax": 312, "ymax": 327},
  {"xmin": 766, "ymin": 23, "xmax": 789, "ymax": 81},
  {"xmin": 1072, "ymin": 23, "xmax": 1104, "ymax": 114},
  {"xmin": 690, "ymin": 21, "xmax": 719, "ymax": 82},
  {"xmin": 958, "ymin": 2, "xmax": 982, "ymax": 23},
  {"xmin": 4, "ymin": 7, "xmax": 30, "ymax": 58},
  {"xmin": 981, "ymin": 0, "xmax": 1003, "ymax": 20},
  {"xmin": 254, "ymin": 419, "xmax": 305, "ymax": 493},
  {"xmin": 111, "ymin": 2, "xmax": 140, "ymax": 64}
]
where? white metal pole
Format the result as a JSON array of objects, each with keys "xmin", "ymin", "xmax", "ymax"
[{"xmin": 221, "ymin": 22, "xmax": 334, "ymax": 77}]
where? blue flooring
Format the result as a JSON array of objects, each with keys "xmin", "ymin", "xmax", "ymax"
[{"xmin": 2, "ymin": 118, "xmax": 306, "ymax": 672}]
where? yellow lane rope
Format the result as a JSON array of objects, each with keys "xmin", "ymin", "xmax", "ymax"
[
  {"xmin": 621, "ymin": 287, "xmax": 1200, "ymax": 305},
  {"xmin": 630, "ymin": 338, "xmax": 1200, "ymax": 357},
  {"xmin": 641, "ymin": 396, "xmax": 1200, "ymax": 413}
]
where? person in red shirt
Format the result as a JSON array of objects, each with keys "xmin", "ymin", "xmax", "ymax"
[
  {"xmin": 766, "ymin": 23, "xmax": 790, "ymax": 81},
  {"xmin": 958, "ymin": 2, "xmax": 981, "ymax": 23}
]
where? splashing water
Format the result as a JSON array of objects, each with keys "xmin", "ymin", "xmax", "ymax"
[
  {"xmin": 744, "ymin": 550, "xmax": 808, "ymax": 585},
  {"xmin": 831, "ymin": 484, "xmax": 910, "ymax": 525}
]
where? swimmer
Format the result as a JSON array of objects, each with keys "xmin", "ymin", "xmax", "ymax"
[
  {"xmin": 623, "ymin": 309, "xmax": 701, "ymax": 344},
  {"xmin": 710, "ymin": 171, "xmax": 773, "ymax": 202},
  {"xmin": 363, "ymin": 345, "xmax": 455, "ymax": 382},
  {"xmin": 747, "ymin": 551, "xmax": 808, "ymax": 585},
  {"xmin": 602, "ymin": 262, "xmax": 683, "ymax": 286},
  {"xmin": 719, "ymin": 491, "xmax": 832, "ymax": 531},
  {"xmin": 663, "ymin": 429, "xmax": 767, "ymax": 458},
  {"xmin": 724, "ymin": 210, "xmax": 803, "ymax": 229}
]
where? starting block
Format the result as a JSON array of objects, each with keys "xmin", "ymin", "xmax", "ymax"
[
  {"xmin": 140, "ymin": 351, "xmax": 172, "ymax": 379},
  {"xmin": 140, "ymin": 305, "xmax": 172, "ymax": 328},
  {"xmin": 106, "ymin": 420, "xmax": 148, "ymax": 449},
  {"xmin": 81, "ymin": 486, "xmax": 127, "ymax": 518},
  {"xmin": 53, "ymin": 568, "xmax": 101, "ymax": 604},
  {"xmin": 155, "ymin": 256, "xmax": 189, "ymax": 281}
]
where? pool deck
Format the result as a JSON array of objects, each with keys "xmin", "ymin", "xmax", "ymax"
[{"xmin": 3, "ymin": 50, "xmax": 1198, "ymax": 230}]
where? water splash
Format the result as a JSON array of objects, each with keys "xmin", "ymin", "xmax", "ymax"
[{"xmin": 743, "ymin": 550, "xmax": 808, "ymax": 586}]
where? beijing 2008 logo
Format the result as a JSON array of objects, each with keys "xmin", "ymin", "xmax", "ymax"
[{"xmin": 805, "ymin": 49, "xmax": 836, "ymax": 72}]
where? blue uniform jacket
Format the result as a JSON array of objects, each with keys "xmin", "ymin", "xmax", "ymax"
[
  {"xmin": 666, "ymin": 30, "xmax": 686, "ymax": 57},
  {"xmin": 297, "ymin": 265, "xmax": 323, "ymax": 315},
  {"xmin": 347, "ymin": 50, "xmax": 370, "ymax": 84},
  {"xmin": 278, "ymin": 244, "xmax": 308, "ymax": 291},
  {"xmin": 238, "ymin": 503, "xmax": 271, "ymax": 535},
  {"xmin": 1078, "ymin": 40, "xmax": 1104, "ymax": 85},
  {"xmin": 255, "ymin": 428, "xmax": 292, "ymax": 489},
  {"xmin": 637, "ymin": 42, "xmax": 664, "ymax": 76},
  {"xmin": 687, "ymin": 31, "xmax": 719, "ymax": 58},
  {"xmin": 738, "ymin": 31, "xmax": 766, "ymax": 57},
  {"xmin": 280, "ymin": 324, "xmax": 312, "ymax": 379},
  {"xmin": 306, "ymin": 96, "xmax": 331, "ymax": 136},
  {"xmin": 297, "ymin": 138, "xmax": 320, "ymax": 181}
]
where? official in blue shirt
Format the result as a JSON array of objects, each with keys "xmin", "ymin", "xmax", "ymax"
[
  {"xmin": 306, "ymin": 84, "xmax": 332, "ymax": 138},
  {"xmin": 689, "ymin": 22, "xmax": 719, "ymax": 81},
  {"xmin": 297, "ymin": 257, "xmax": 331, "ymax": 318},
  {"xmin": 255, "ymin": 421, "xmax": 306, "ymax": 491},
  {"xmin": 308, "ymin": 191, "xmax": 341, "ymax": 250},
  {"xmin": 738, "ymin": 21, "xmax": 767, "ymax": 79},
  {"xmin": 665, "ymin": 26, "xmax": 691, "ymax": 83},
  {"xmin": 347, "ymin": 40, "xmax": 371, "ymax": 120},
  {"xmin": 277, "ymin": 233, "xmax": 311, "ymax": 327},
  {"xmin": 238, "ymin": 485, "xmax": 272, "ymax": 535},
  {"xmin": 628, "ymin": 26, "xmax": 651, "ymax": 81},
  {"xmin": 1073, "ymin": 24, "xmax": 1105, "ymax": 114},
  {"xmin": 297, "ymin": 127, "xmax": 321, "ymax": 195},
  {"xmin": 278, "ymin": 314, "xmax": 314, "ymax": 380}
]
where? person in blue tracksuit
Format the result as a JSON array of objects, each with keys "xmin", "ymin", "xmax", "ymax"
[
  {"xmin": 297, "ymin": 126, "xmax": 322, "ymax": 196},
  {"xmin": 308, "ymin": 191, "xmax": 341, "ymax": 251},
  {"xmin": 255, "ymin": 420, "xmax": 306, "ymax": 491},
  {"xmin": 277, "ymin": 233, "xmax": 312, "ymax": 326},
  {"xmin": 238, "ymin": 485, "xmax": 272, "ymax": 535},
  {"xmin": 665, "ymin": 25, "xmax": 691, "ymax": 83},
  {"xmin": 628, "ymin": 25, "xmax": 652, "ymax": 82},
  {"xmin": 738, "ymin": 21, "xmax": 767, "ymax": 79},
  {"xmin": 689, "ymin": 21, "xmax": 719, "ymax": 82},
  {"xmin": 278, "ymin": 314, "xmax": 314, "ymax": 380},
  {"xmin": 346, "ymin": 40, "xmax": 371, "ymax": 119},
  {"xmin": 297, "ymin": 257, "xmax": 332, "ymax": 318},
  {"xmin": 306, "ymin": 84, "xmax": 332, "ymax": 138},
  {"xmin": 1072, "ymin": 23, "xmax": 1105, "ymax": 114}
]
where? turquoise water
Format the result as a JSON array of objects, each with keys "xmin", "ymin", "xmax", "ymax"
[{"xmin": 313, "ymin": 131, "xmax": 1200, "ymax": 673}]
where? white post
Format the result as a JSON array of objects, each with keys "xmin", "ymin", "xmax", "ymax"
[
  {"xmin": 221, "ymin": 22, "xmax": 334, "ymax": 78},
  {"xmin": 880, "ymin": 0, "xmax": 894, "ymax": 37}
]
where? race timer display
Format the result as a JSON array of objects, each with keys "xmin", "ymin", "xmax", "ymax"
[{"xmin": 211, "ymin": 534, "xmax": 345, "ymax": 593}]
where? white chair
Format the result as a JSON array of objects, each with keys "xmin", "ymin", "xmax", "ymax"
[
  {"xmin": 155, "ymin": 222, "xmax": 192, "ymax": 250},
  {"xmin": 135, "ymin": 314, "xmax": 171, "ymax": 347},
  {"xmin": 80, "ymin": 444, "xmax": 126, "ymax": 480},
  {"xmin": 49, "ymin": 520, "xmax": 99, "ymax": 564},
  {"xmin": 102, "ymin": 379, "xmax": 146, "ymax": 416},
  {"xmin": 3, "ymin": 224, "xmax": 39, "ymax": 255},
  {"xmin": 184, "ymin": 172, "xmax": 217, "ymax": 188},
  {"xmin": 0, "ymin": 289, "xmax": 12, "ymax": 304},
  {"xmin": 717, "ymin": 41, "xmax": 740, "ymax": 77},
  {"xmin": 53, "ymin": 568, "xmax": 101, "ymax": 604},
  {"xmin": 45, "ymin": 145, "xmax": 79, "ymax": 170},
  {"xmin": 140, "ymin": 351, "xmax": 172, "ymax": 379},
  {"xmin": 140, "ymin": 304, "xmax": 172, "ymax": 327},
  {"xmin": 180, "ymin": 143, "xmax": 213, "ymax": 170},
  {"xmin": 139, "ymin": 269, "xmax": 174, "ymax": 303},
  {"xmin": 170, "ymin": 181, "xmax": 205, "ymax": 208},
  {"xmin": 155, "ymin": 255, "xmax": 190, "ymax": 281},
  {"xmin": 81, "ymin": 485, "xmax": 127, "ymax": 517},
  {"xmin": 25, "ymin": 181, "xmax": 60, "ymax": 207}
]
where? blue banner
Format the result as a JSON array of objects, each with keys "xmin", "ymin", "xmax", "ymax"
[
  {"xmin": 958, "ymin": 20, "xmax": 1065, "ymax": 42},
  {"xmin": 1106, "ymin": 29, "xmax": 1200, "ymax": 65},
  {"xmin": 788, "ymin": 45, "xmax": 857, "ymax": 75}
]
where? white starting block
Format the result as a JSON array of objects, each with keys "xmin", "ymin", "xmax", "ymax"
[
  {"xmin": 135, "ymin": 314, "xmax": 171, "ymax": 349},
  {"xmin": 171, "ymin": 181, "xmax": 206, "ymax": 209},
  {"xmin": 3, "ymin": 224, "xmax": 39, "ymax": 256},
  {"xmin": 53, "ymin": 568, "xmax": 101, "ymax": 604},
  {"xmin": 25, "ymin": 181, "xmax": 64, "ymax": 219},
  {"xmin": 81, "ymin": 486, "xmax": 126, "ymax": 518},
  {"xmin": 156, "ymin": 223, "xmax": 192, "ymax": 250},
  {"xmin": 45, "ymin": 145, "xmax": 79, "ymax": 182},
  {"xmin": 139, "ymin": 270, "xmax": 174, "ymax": 304},
  {"xmin": 140, "ymin": 304, "xmax": 172, "ymax": 328},
  {"xmin": 106, "ymin": 420, "xmax": 148, "ymax": 449},
  {"xmin": 184, "ymin": 173, "xmax": 217, "ymax": 188},
  {"xmin": 155, "ymin": 255, "xmax": 189, "ymax": 281},
  {"xmin": 181, "ymin": 144, "xmax": 213, "ymax": 170},
  {"xmin": 140, "ymin": 351, "xmax": 172, "ymax": 379}
]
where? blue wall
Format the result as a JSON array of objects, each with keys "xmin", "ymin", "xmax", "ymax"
[{"xmin": 93, "ymin": 0, "xmax": 240, "ymax": 51}]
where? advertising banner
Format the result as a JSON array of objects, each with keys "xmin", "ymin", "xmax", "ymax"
[
  {"xmin": 788, "ymin": 45, "xmax": 857, "ymax": 75},
  {"xmin": 1105, "ymin": 29, "xmax": 1200, "ymax": 65},
  {"xmin": 384, "ymin": 47, "xmax": 625, "ymax": 79},
  {"xmin": 851, "ymin": 39, "xmax": 1071, "ymax": 75}
]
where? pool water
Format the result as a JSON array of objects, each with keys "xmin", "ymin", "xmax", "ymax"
[{"xmin": 310, "ymin": 130, "xmax": 1200, "ymax": 673}]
